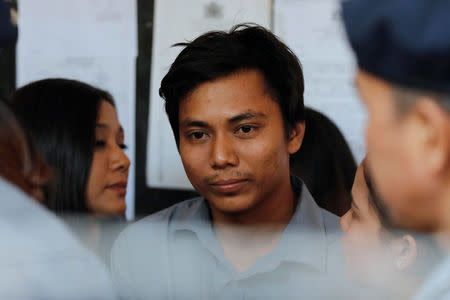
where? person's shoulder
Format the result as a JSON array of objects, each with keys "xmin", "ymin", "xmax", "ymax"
[
  {"xmin": 110, "ymin": 197, "xmax": 203, "ymax": 299},
  {"xmin": 111, "ymin": 196, "xmax": 205, "ymax": 267},
  {"xmin": 117, "ymin": 197, "xmax": 204, "ymax": 239},
  {"xmin": 298, "ymin": 181, "xmax": 342, "ymax": 244}
]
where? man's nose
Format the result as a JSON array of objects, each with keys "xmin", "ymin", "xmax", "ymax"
[{"xmin": 209, "ymin": 133, "xmax": 238, "ymax": 169}]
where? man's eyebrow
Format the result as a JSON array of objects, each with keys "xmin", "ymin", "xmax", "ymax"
[
  {"xmin": 180, "ymin": 119, "xmax": 210, "ymax": 129},
  {"xmin": 228, "ymin": 111, "xmax": 267, "ymax": 124},
  {"xmin": 180, "ymin": 111, "xmax": 267, "ymax": 129}
]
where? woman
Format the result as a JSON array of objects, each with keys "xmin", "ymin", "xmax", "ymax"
[
  {"xmin": 11, "ymin": 78, "xmax": 130, "ymax": 215},
  {"xmin": 340, "ymin": 159, "xmax": 442, "ymax": 298}
]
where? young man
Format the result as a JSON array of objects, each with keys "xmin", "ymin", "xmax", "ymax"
[
  {"xmin": 111, "ymin": 24, "xmax": 343, "ymax": 299},
  {"xmin": 341, "ymin": 1, "xmax": 450, "ymax": 299}
]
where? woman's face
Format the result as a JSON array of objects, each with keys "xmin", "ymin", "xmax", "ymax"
[
  {"xmin": 85, "ymin": 100, "xmax": 130, "ymax": 215},
  {"xmin": 340, "ymin": 163, "xmax": 391, "ymax": 285}
]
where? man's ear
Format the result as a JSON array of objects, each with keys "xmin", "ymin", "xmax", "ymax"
[
  {"xmin": 287, "ymin": 121, "xmax": 305, "ymax": 154},
  {"xmin": 390, "ymin": 234, "xmax": 417, "ymax": 271},
  {"xmin": 411, "ymin": 98, "xmax": 450, "ymax": 176}
]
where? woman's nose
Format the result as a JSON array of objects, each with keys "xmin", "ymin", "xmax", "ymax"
[
  {"xmin": 111, "ymin": 145, "xmax": 131, "ymax": 172},
  {"xmin": 340, "ymin": 210, "xmax": 351, "ymax": 233}
]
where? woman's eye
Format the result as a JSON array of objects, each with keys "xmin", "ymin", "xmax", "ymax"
[
  {"xmin": 95, "ymin": 140, "xmax": 106, "ymax": 148},
  {"xmin": 119, "ymin": 144, "xmax": 128, "ymax": 150}
]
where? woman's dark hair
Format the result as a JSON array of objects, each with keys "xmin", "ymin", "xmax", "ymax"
[
  {"xmin": 160, "ymin": 23, "xmax": 305, "ymax": 147},
  {"xmin": 0, "ymin": 99, "xmax": 51, "ymax": 200},
  {"xmin": 291, "ymin": 108, "xmax": 357, "ymax": 216},
  {"xmin": 10, "ymin": 78, "xmax": 115, "ymax": 213}
]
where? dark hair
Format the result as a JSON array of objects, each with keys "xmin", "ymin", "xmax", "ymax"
[
  {"xmin": 0, "ymin": 99, "xmax": 51, "ymax": 200},
  {"xmin": 160, "ymin": 24, "xmax": 305, "ymax": 147},
  {"xmin": 10, "ymin": 78, "xmax": 115, "ymax": 213},
  {"xmin": 291, "ymin": 108, "xmax": 357, "ymax": 216}
]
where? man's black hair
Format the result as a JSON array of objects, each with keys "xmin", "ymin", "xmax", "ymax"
[{"xmin": 159, "ymin": 23, "xmax": 305, "ymax": 148}]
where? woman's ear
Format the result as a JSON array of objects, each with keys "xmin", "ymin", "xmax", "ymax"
[
  {"xmin": 287, "ymin": 121, "xmax": 305, "ymax": 154},
  {"xmin": 391, "ymin": 234, "xmax": 418, "ymax": 271}
]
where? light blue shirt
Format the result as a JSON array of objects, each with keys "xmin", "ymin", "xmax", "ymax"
[
  {"xmin": 413, "ymin": 254, "xmax": 450, "ymax": 300},
  {"xmin": 111, "ymin": 177, "xmax": 345, "ymax": 299}
]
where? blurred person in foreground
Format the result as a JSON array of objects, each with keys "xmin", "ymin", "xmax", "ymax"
[
  {"xmin": 341, "ymin": 159, "xmax": 442, "ymax": 299},
  {"xmin": 111, "ymin": 24, "xmax": 343, "ymax": 299},
  {"xmin": 342, "ymin": 0, "xmax": 450, "ymax": 299},
  {"xmin": 0, "ymin": 99, "xmax": 117, "ymax": 299},
  {"xmin": 291, "ymin": 107, "xmax": 357, "ymax": 216},
  {"xmin": 10, "ymin": 78, "xmax": 131, "ymax": 264}
]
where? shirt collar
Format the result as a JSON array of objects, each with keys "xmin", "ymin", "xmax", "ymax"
[
  {"xmin": 170, "ymin": 176, "xmax": 329, "ymax": 273},
  {"xmin": 171, "ymin": 196, "xmax": 212, "ymax": 234},
  {"xmin": 275, "ymin": 176, "xmax": 328, "ymax": 272}
]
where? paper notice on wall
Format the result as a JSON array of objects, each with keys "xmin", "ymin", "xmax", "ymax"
[
  {"xmin": 17, "ymin": 0, "xmax": 137, "ymax": 219},
  {"xmin": 274, "ymin": 0, "xmax": 366, "ymax": 163},
  {"xmin": 146, "ymin": 0, "xmax": 272, "ymax": 189}
]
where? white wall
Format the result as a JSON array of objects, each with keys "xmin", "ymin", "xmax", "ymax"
[{"xmin": 16, "ymin": 0, "xmax": 137, "ymax": 219}]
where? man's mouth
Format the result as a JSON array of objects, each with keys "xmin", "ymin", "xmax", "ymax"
[{"xmin": 208, "ymin": 178, "xmax": 249, "ymax": 194}]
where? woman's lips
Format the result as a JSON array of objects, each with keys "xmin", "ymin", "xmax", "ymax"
[
  {"xmin": 209, "ymin": 179, "xmax": 249, "ymax": 194},
  {"xmin": 106, "ymin": 182, "xmax": 127, "ymax": 196}
]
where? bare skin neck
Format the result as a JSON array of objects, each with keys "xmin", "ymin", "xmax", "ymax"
[{"xmin": 210, "ymin": 174, "xmax": 297, "ymax": 273}]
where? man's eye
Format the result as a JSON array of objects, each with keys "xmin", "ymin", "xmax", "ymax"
[
  {"xmin": 119, "ymin": 143, "xmax": 128, "ymax": 150},
  {"xmin": 236, "ymin": 125, "xmax": 256, "ymax": 135},
  {"xmin": 189, "ymin": 132, "xmax": 207, "ymax": 140},
  {"xmin": 240, "ymin": 125, "xmax": 252, "ymax": 133}
]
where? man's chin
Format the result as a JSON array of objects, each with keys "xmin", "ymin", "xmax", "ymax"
[{"xmin": 206, "ymin": 194, "xmax": 257, "ymax": 216}]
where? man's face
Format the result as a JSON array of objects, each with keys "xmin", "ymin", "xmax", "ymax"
[
  {"xmin": 178, "ymin": 69, "xmax": 302, "ymax": 216},
  {"xmin": 356, "ymin": 70, "xmax": 440, "ymax": 231}
]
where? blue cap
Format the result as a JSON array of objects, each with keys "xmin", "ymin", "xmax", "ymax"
[
  {"xmin": 0, "ymin": 0, "xmax": 17, "ymax": 49},
  {"xmin": 342, "ymin": 0, "xmax": 450, "ymax": 95}
]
